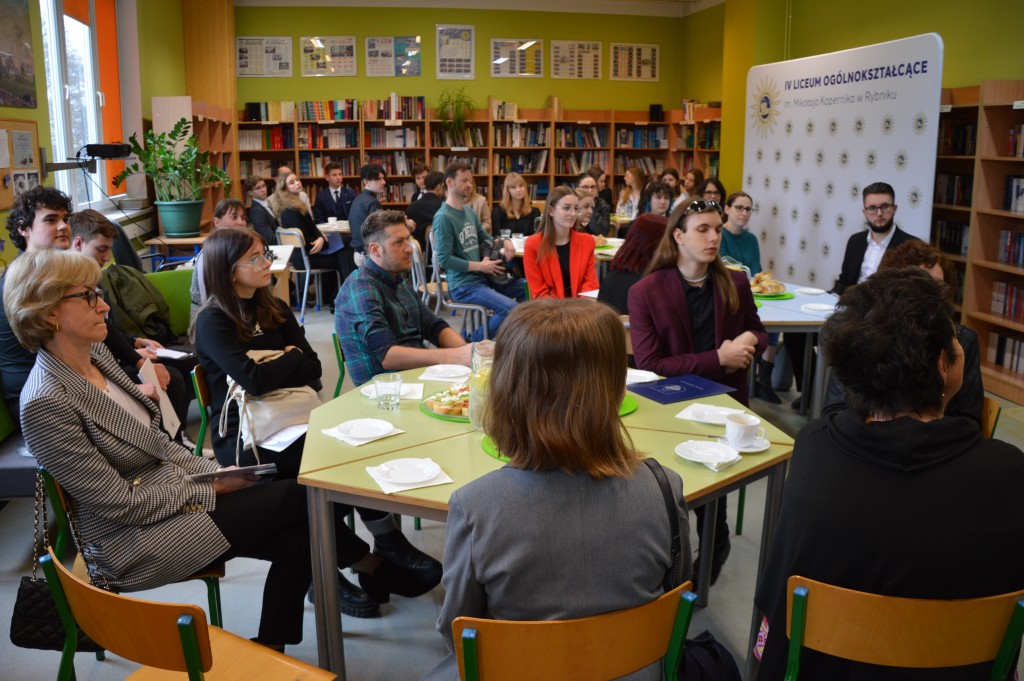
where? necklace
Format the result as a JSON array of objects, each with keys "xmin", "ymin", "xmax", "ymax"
[{"xmin": 683, "ymin": 273, "xmax": 708, "ymax": 284}]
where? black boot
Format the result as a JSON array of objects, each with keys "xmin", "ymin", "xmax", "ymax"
[
  {"xmin": 307, "ymin": 572, "xmax": 381, "ymax": 618},
  {"xmin": 754, "ymin": 360, "xmax": 781, "ymax": 404},
  {"xmin": 356, "ymin": 555, "xmax": 443, "ymax": 604},
  {"xmin": 373, "ymin": 529, "xmax": 442, "ymax": 572}
]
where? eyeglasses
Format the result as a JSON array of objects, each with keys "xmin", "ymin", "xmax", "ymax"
[
  {"xmin": 703, "ymin": 190, "xmax": 722, "ymax": 198},
  {"xmin": 682, "ymin": 200, "xmax": 722, "ymax": 218},
  {"xmin": 864, "ymin": 203, "xmax": 894, "ymax": 214},
  {"xmin": 239, "ymin": 253, "xmax": 273, "ymax": 268},
  {"xmin": 62, "ymin": 288, "xmax": 103, "ymax": 308},
  {"xmin": 730, "ymin": 205, "xmax": 753, "ymax": 214},
  {"xmin": 557, "ymin": 204, "xmax": 582, "ymax": 214}
]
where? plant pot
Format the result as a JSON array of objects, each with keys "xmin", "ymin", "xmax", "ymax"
[{"xmin": 156, "ymin": 200, "xmax": 205, "ymax": 237}]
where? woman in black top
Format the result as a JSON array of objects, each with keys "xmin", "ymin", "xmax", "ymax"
[
  {"xmin": 597, "ymin": 213, "xmax": 667, "ymax": 315},
  {"xmin": 274, "ymin": 173, "xmax": 347, "ymax": 297},
  {"xmin": 491, "ymin": 172, "xmax": 541, "ymax": 236}
]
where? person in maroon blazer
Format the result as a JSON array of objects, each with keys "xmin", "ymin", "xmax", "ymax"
[{"xmin": 628, "ymin": 197, "xmax": 768, "ymax": 588}]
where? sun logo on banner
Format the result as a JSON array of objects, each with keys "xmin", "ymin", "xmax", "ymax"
[{"xmin": 750, "ymin": 78, "xmax": 781, "ymax": 139}]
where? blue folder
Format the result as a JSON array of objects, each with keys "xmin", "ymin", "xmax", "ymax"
[{"xmin": 627, "ymin": 374, "xmax": 735, "ymax": 405}]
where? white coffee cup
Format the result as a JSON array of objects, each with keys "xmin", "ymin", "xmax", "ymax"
[
  {"xmin": 327, "ymin": 216, "xmax": 338, "ymax": 224},
  {"xmin": 725, "ymin": 413, "xmax": 765, "ymax": 448}
]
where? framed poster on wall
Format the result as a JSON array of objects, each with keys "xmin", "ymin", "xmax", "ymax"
[
  {"xmin": 491, "ymin": 39, "xmax": 543, "ymax": 78},
  {"xmin": 437, "ymin": 24, "xmax": 474, "ymax": 80}
]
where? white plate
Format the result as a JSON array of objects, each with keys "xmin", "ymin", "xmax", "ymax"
[
  {"xmin": 675, "ymin": 441, "xmax": 740, "ymax": 464},
  {"xmin": 428, "ymin": 364, "xmax": 471, "ymax": 379},
  {"xmin": 336, "ymin": 418, "xmax": 393, "ymax": 440},
  {"xmin": 375, "ymin": 458, "xmax": 442, "ymax": 484},
  {"xmin": 690, "ymin": 405, "xmax": 743, "ymax": 426},
  {"xmin": 605, "ymin": 237, "xmax": 625, "ymax": 246},
  {"xmin": 360, "ymin": 383, "xmax": 414, "ymax": 399},
  {"xmin": 795, "ymin": 287, "xmax": 826, "ymax": 295},
  {"xmin": 626, "ymin": 369, "xmax": 660, "ymax": 385},
  {"xmin": 717, "ymin": 436, "xmax": 771, "ymax": 453},
  {"xmin": 801, "ymin": 303, "xmax": 835, "ymax": 313}
]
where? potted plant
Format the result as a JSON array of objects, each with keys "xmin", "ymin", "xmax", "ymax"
[
  {"xmin": 437, "ymin": 87, "xmax": 478, "ymax": 142},
  {"xmin": 112, "ymin": 118, "xmax": 231, "ymax": 237}
]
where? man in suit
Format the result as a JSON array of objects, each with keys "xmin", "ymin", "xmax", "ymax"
[
  {"xmin": 409, "ymin": 162, "xmax": 430, "ymax": 204},
  {"xmin": 312, "ymin": 162, "xmax": 356, "ymax": 223},
  {"xmin": 405, "ymin": 169, "xmax": 444, "ymax": 252},
  {"xmin": 348, "ymin": 163, "xmax": 387, "ymax": 268},
  {"xmin": 245, "ymin": 176, "xmax": 278, "ymax": 246}
]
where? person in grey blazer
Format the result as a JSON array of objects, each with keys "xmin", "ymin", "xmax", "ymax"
[
  {"xmin": 6, "ymin": 248, "xmax": 410, "ymax": 650},
  {"xmin": 422, "ymin": 299, "xmax": 692, "ymax": 681}
]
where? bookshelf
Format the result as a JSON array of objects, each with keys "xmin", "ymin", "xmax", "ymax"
[
  {"xmin": 232, "ymin": 96, "xmax": 720, "ymax": 209},
  {"xmin": 962, "ymin": 80, "xmax": 1024, "ymax": 403}
]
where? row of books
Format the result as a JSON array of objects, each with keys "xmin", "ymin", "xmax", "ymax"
[
  {"xmin": 554, "ymin": 150, "xmax": 610, "ymax": 176},
  {"xmin": 239, "ymin": 126, "xmax": 295, "ymax": 151},
  {"xmin": 697, "ymin": 122, "xmax": 721, "ymax": 150},
  {"xmin": 431, "ymin": 127, "xmax": 487, "ymax": 148},
  {"xmin": 430, "ymin": 155, "xmax": 488, "ymax": 174},
  {"xmin": 296, "ymin": 123, "xmax": 359, "ymax": 150},
  {"xmin": 935, "ymin": 220, "xmax": 970, "ymax": 256},
  {"xmin": 362, "ymin": 95, "xmax": 427, "ymax": 121},
  {"xmin": 937, "ymin": 119, "xmax": 977, "ymax": 156},
  {"xmin": 244, "ymin": 100, "xmax": 360, "ymax": 122},
  {"xmin": 986, "ymin": 332, "xmax": 1024, "ymax": 374},
  {"xmin": 297, "ymin": 153, "xmax": 360, "ymax": 178},
  {"xmin": 365, "ymin": 152, "xmax": 417, "ymax": 176},
  {"xmin": 554, "ymin": 125, "xmax": 608, "ymax": 149},
  {"xmin": 493, "ymin": 150, "xmax": 548, "ymax": 174},
  {"xmin": 490, "ymin": 99, "xmax": 519, "ymax": 121},
  {"xmin": 613, "ymin": 155, "xmax": 665, "ymax": 176},
  {"xmin": 990, "ymin": 282, "xmax": 1024, "ymax": 321},
  {"xmin": 493, "ymin": 122, "xmax": 548, "ymax": 148},
  {"xmin": 1009, "ymin": 124, "xmax": 1024, "ymax": 158},
  {"xmin": 1003, "ymin": 175, "xmax": 1024, "ymax": 213},
  {"xmin": 934, "ymin": 173, "xmax": 973, "ymax": 207},
  {"xmin": 379, "ymin": 182, "xmax": 418, "ymax": 203},
  {"xmin": 239, "ymin": 158, "xmax": 289, "ymax": 179},
  {"xmin": 996, "ymin": 230, "xmax": 1024, "ymax": 265},
  {"xmin": 615, "ymin": 126, "xmax": 668, "ymax": 149},
  {"xmin": 365, "ymin": 127, "xmax": 423, "ymax": 149}
]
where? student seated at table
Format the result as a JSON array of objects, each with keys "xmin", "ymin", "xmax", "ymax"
[
  {"xmin": 822, "ymin": 240, "xmax": 983, "ymax": 425},
  {"xmin": 335, "ymin": 210, "xmax": 472, "ymax": 386},
  {"xmin": 491, "ymin": 172, "xmax": 540, "ymax": 237},
  {"xmin": 189, "ymin": 198, "xmax": 249, "ymax": 319},
  {"xmin": 754, "ymin": 267, "xmax": 1024, "ymax": 681},
  {"xmin": 628, "ymin": 197, "xmax": 767, "ymax": 588},
  {"xmin": 523, "ymin": 186, "xmax": 599, "ymax": 299},
  {"xmin": 422, "ymin": 298, "xmax": 691, "ymax": 681},
  {"xmin": 193, "ymin": 227, "xmax": 442, "ymax": 618},
  {"xmin": 6, "ymin": 248, "xmax": 427, "ymax": 651},
  {"xmin": 597, "ymin": 213, "xmax": 667, "ymax": 315},
  {"xmin": 274, "ymin": 172, "xmax": 349, "ymax": 296},
  {"xmin": 245, "ymin": 175, "xmax": 278, "ymax": 247},
  {"xmin": 577, "ymin": 171, "xmax": 611, "ymax": 236}
]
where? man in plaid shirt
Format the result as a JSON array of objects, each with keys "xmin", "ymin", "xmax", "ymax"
[{"xmin": 334, "ymin": 210, "xmax": 472, "ymax": 385}]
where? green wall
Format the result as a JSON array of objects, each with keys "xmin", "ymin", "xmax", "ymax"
[
  {"xmin": 234, "ymin": 7, "xmax": 684, "ymax": 112},
  {"xmin": 137, "ymin": 0, "xmax": 187, "ymax": 120},
  {"xmin": 677, "ymin": 3, "xmax": 726, "ymax": 104}
]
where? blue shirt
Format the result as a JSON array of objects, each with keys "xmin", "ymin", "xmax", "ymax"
[{"xmin": 334, "ymin": 258, "xmax": 451, "ymax": 385}]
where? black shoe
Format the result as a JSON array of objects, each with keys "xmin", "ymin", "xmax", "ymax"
[
  {"xmin": 373, "ymin": 529, "xmax": 442, "ymax": 572},
  {"xmin": 754, "ymin": 382, "xmax": 782, "ymax": 404},
  {"xmin": 308, "ymin": 573, "xmax": 381, "ymax": 618},
  {"xmin": 357, "ymin": 554, "xmax": 443, "ymax": 604},
  {"xmin": 791, "ymin": 396, "xmax": 803, "ymax": 411}
]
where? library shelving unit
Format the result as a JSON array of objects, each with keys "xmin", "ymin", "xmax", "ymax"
[
  {"xmin": 491, "ymin": 101, "xmax": 552, "ymax": 203},
  {"xmin": 694, "ymin": 111, "xmax": 722, "ymax": 179},
  {"xmin": 237, "ymin": 120, "xmax": 297, "ymax": 186},
  {"xmin": 297, "ymin": 119, "xmax": 361, "ymax": 183},
  {"xmin": 668, "ymin": 110, "xmax": 696, "ymax": 175},
  {"xmin": 364, "ymin": 116, "xmax": 426, "ymax": 206},
  {"xmin": 552, "ymin": 108, "xmax": 612, "ymax": 199},
  {"xmin": 611, "ymin": 111, "xmax": 670, "ymax": 183},
  {"xmin": 962, "ymin": 80, "xmax": 1024, "ymax": 403},
  {"xmin": 152, "ymin": 96, "xmax": 234, "ymax": 233},
  {"xmin": 427, "ymin": 108, "xmax": 491, "ymax": 200}
]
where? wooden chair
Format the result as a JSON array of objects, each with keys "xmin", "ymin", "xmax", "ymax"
[
  {"xmin": 276, "ymin": 228, "xmax": 341, "ymax": 326},
  {"xmin": 40, "ymin": 466, "xmax": 226, "ymax": 629},
  {"xmin": 40, "ymin": 547, "xmax": 335, "ymax": 681},
  {"xmin": 427, "ymin": 230, "xmax": 491, "ymax": 340},
  {"xmin": 982, "ymin": 395, "xmax": 1001, "ymax": 439},
  {"xmin": 784, "ymin": 575, "xmax": 1024, "ymax": 680},
  {"xmin": 453, "ymin": 582, "xmax": 697, "ymax": 681}
]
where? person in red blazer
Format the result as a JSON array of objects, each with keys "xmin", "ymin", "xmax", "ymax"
[
  {"xmin": 628, "ymin": 197, "xmax": 768, "ymax": 588},
  {"xmin": 523, "ymin": 186, "xmax": 599, "ymax": 299}
]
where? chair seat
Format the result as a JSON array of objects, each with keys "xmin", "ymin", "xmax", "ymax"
[
  {"xmin": 126, "ymin": 626, "xmax": 335, "ymax": 680},
  {"xmin": 73, "ymin": 556, "xmax": 225, "ymax": 583}
]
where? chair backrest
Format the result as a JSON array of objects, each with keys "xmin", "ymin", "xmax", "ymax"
[
  {"xmin": 40, "ymin": 546, "xmax": 214, "ymax": 674},
  {"xmin": 620, "ymin": 315, "xmax": 633, "ymax": 356},
  {"xmin": 409, "ymin": 238, "xmax": 429, "ymax": 297},
  {"xmin": 785, "ymin": 575, "xmax": 1024, "ymax": 677},
  {"xmin": 982, "ymin": 395, "xmax": 1001, "ymax": 439},
  {"xmin": 144, "ymin": 268, "xmax": 193, "ymax": 337},
  {"xmin": 276, "ymin": 228, "xmax": 311, "ymax": 272},
  {"xmin": 39, "ymin": 467, "xmax": 73, "ymax": 558},
  {"xmin": 331, "ymin": 332, "xmax": 347, "ymax": 398},
  {"xmin": 453, "ymin": 582, "xmax": 696, "ymax": 681},
  {"xmin": 191, "ymin": 364, "xmax": 211, "ymax": 452},
  {"xmin": 427, "ymin": 229, "xmax": 453, "ymax": 305}
]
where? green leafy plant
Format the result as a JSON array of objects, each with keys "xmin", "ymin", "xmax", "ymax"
[
  {"xmin": 112, "ymin": 118, "xmax": 231, "ymax": 202},
  {"xmin": 437, "ymin": 87, "xmax": 478, "ymax": 137}
]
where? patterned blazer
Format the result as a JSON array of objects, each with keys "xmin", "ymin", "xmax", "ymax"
[{"xmin": 20, "ymin": 344, "xmax": 227, "ymax": 591}]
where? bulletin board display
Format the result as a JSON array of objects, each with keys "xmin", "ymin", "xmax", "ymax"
[{"xmin": 0, "ymin": 118, "xmax": 41, "ymax": 211}]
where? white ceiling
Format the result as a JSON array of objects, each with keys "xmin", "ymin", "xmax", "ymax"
[{"xmin": 234, "ymin": 0, "xmax": 724, "ymax": 19}]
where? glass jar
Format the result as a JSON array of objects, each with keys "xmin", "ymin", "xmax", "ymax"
[{"xmin": 468, "ymin": 340, "xmax": 494, "ymax": 430}]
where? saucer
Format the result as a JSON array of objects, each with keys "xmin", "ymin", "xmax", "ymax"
[
  {"xmin": 717, "ymin": 436, "xmax": 771, "ymax": 453},
  {"xmin": 375, "ymin": 458, "xmax": 442, "ymax": 484}
]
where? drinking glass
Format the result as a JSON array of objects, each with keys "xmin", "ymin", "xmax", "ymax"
[{"xmin": 373, "ymin": 373, "xmax": 402, "ymax": 410}]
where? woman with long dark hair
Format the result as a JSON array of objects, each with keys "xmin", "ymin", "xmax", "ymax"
[
  {"xmin": 523, "ymin": 186, "xmax": 598, "ymax": 299},
  {"xmin": 597, "ymin": 213, "xmax": 667, "ymax": 315}
]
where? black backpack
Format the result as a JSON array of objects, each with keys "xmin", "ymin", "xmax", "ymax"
[{"xmin": 678, "ymin": 630, "xmax": 743, "ymax": 681}]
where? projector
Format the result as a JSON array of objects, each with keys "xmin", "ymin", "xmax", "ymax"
[{"xmin": 84, "ymin": 143, "xmax": 132, "ymax": 159}]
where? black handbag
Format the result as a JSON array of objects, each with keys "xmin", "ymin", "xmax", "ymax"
[
  {"xmin": 482, "ymin": 238, "xmax": 517, "ymax": 288},
  {"xmin": 644, "ymin": 458, "xmax": 683, "ymax": 590},
  {"xmin": 9, "ymin": 472, "xmax": 103, "ymax": 652}
]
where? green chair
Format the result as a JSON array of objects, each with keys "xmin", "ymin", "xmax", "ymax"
[
  {"xmin": 191, "ymin": 364, "xmax": 212, "ymax": 457},
  {"xmin": 331, "ymin": 332, "xmax": 347, "ymax": 399},
  {"xmin": 40, "ymin": 547, "xmax": 335, "ymax": 681},
  {"xmin": 454, "ymin": 582, "xmax": 697, "ymax": 681},
  {"xmin": 144, "ymin": 267, "xmax": 194, "ymax": 337},
  {"xmin": 39, "ymin": 466, "xmax": 225, "ymax": 629},
  {"xmin": 784, "ymin": 575, "xmax": 1024, "ymax": 680}
]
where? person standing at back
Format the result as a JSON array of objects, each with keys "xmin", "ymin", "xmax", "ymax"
[{"xmin": 348, "ymin": 163, "xmax": 387, "ymax": 268}]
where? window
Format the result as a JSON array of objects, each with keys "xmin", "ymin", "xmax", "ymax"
[{"xmin": 39, "ymin": 0, "xmax": 125, "ymax": 210}]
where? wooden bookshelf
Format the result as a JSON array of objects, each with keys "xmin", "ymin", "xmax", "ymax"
[{"xmin": 961, "ymin": 80, "xmax": 1024, "ymax": 403}]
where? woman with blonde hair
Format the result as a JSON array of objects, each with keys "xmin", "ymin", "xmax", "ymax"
[
  {"xmin": 424, "ymin": 298, "xmax": 691, "ymax": 681},
  {"xmin": 491, "ymin": 172, "xmax": 541, "ymax": 236},
  {"xmin": 274, "ymin": 173, "xmax": 346, "ymax": 297},
  {"xmin": 617, "ymin": 165, "xmax": 644, "ymax": 219},
  {"xmin": 523, "ymin": 186, "xmax": 599, "ymax": 298}
]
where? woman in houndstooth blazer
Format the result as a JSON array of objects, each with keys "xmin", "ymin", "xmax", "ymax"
[{"xmin": 5, "ymin": 248, "xmax": 386, "ymax": 649}]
